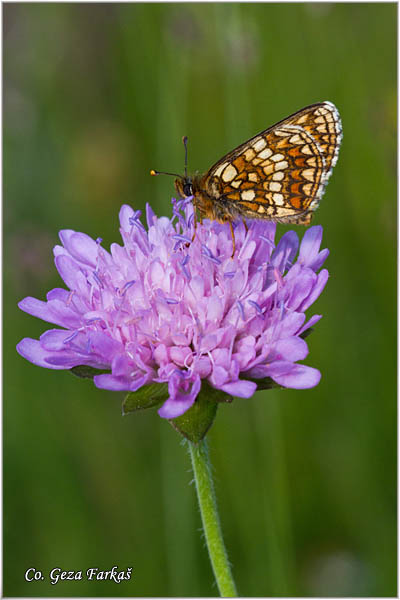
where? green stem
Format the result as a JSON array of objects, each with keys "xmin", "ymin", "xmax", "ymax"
[{"xmin": 188, "ymin": 438, "xmax": 237, "ymax": 597}]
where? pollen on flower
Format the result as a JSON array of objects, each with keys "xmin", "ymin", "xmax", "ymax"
[{"xmin": 17, "ymin": 198, "xmax": 329, "ymax": 419}]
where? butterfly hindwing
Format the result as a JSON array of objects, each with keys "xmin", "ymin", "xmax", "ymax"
[{"xmin": 202, "ymin": 101, "xmax": 342, "ymax": 224}]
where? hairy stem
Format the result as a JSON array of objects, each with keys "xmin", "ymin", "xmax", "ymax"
[{"xmin": 188, "ymin": 438, "xmax": 237, "ymax": 597}]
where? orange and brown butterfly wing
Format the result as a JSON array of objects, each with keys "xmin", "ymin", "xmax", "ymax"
[
  {"xmin": 285, "ymin": 101, "xmax": 342, "ymax": 175},
  {"xmin": 199, "ymin": 101, "xmax": 342, "ymax": 225}
]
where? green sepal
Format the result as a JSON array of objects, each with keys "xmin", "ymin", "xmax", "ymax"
[
  {"xmin": 169, "ymin": 383, "xmax": 230, "ymax": 443},
  {"xmin": 253, "ymin": 377, "xmax": 280, "ymax": 391},
  {"xmin": 122, "ymin": 383, "xmax": 169, "ymax": 415},
  {"xmin": 70, "ymin": 365, "xmax": 110, "ymax": 379},
  {"xmin": 300, "ymin": 327, "xmax": 314, "ymax": 340}
]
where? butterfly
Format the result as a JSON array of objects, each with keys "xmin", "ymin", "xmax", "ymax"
[{"xmin": 151, "ymin": 101, "xmax": 342, "ymax": 253}]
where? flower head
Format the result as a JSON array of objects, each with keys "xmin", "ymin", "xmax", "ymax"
[{"xmin": 17, "ymin": 199, "xmax": 329, "ymax": 419}]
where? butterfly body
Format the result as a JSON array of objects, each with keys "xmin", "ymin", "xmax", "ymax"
[
  {"xmin": 175, "ymin": 174, "xmax": 243, "ymax": 223},
  {"xmin": 173, "ymin": 101, "xmax": 342, "ymax": 227}
]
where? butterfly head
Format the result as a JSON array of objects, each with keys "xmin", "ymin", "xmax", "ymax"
[
  {"xmin": 174, "ymin": 176, "xmax": 193, "ymax": 199},
  {"xmin": 150, "ymin": 169, "xmax": 193, "ymax": 197}
]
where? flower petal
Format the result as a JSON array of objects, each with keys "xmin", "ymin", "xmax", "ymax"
[
  {"xmin": 119, "ymin": 204, "xmax": 135, "ymax": 231},
  {"xmin": 158, "ymin": 373, "xmax": 201, "ymax": 419},
  {"xmin": 18, "ymin": 296, "xmax": 81, "ymax": 329},
  {"xmin": 220, "ymin": 379, "xmax": 257, "ymax": 398},
  {"xmin": 272, "ymin": 364, "xmax": 321, "ymax": 389},
  {"xmin": 16, "ymin": 338, "xmax": 69, "ymax": 369},
  {"xmin": 94, "ymin": 373, "xmax": 149, "ymax": 391},
  {"xmin": 271, "ymin": 230, "xmax": 299, "ymax": 272},
  {"xmin": 298, "ymin": 225, "xmax": 323, "ymax": 266},
  {"xmin": 59, "ymin": 230, "xmax": 99, "ymax": 267},
  {"xmin": 298, "ymin": 314, "xmax": 322, "ymax": 336},
  {"xmin": 272, "ymin": 336, "xmax": 309, "ymax": 361},
  {"xmin": 54, "ymin": 255, "xmax": 88, "ymax": 292},
  {"xmin": 40, "ymin": 329, "xmax": 75, "ymax": 350},
  {"xmin": 298, "ymin": 269, "xmax": 329, "ymax": 311},
  {"xmin": 19, "ymin": 296, "xmax": 56, "ymax": 322}
]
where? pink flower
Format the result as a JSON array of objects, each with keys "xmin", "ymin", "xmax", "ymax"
[{"xmin": 17, "ymin": 199, "xmax": 329, "ymax": 419}]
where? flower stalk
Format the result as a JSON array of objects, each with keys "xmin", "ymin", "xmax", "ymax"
[{"xmin": 188, "ymin": 438, "xmax": 237, "ymax": 597}]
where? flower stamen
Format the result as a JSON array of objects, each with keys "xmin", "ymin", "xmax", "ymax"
[
  {"xmin": 236, "ymin": 300, "xmax": 245, "ymax": 320},
  {"xmin": 248, "ymin": 300, "xmax": 263, "ymax": 315}
]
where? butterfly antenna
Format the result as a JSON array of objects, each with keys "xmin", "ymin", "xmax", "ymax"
[
  {"xmin": 182, "ymin": 136, "xmax": 188, "ymax": 178},
  {"xmin": 150, "ymin": 169, "xmax": 183, "ymax": 179}
]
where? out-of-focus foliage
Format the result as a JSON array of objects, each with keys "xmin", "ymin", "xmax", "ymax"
[{"xmin": 4, "ymin": 3, "xmax": 396, "ymax": 596}]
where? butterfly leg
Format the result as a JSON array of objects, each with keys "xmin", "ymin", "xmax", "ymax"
[
  {"xmin": 229, "ymin": 221, "xmax": 236, "ymax": 258},
  {"xmin": 191, "ymin": 212, "xmax": 203, "ymax": 242},
  {"xmin": 242, "ymin": 219, "xmax": 248, "ymax": 233},
  {"xmin": 191, "ymin": 214, "xmax": 197, "ymax": 242}
]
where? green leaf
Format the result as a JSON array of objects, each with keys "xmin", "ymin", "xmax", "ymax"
[
  {"xmin": 70, "ymin": 365, "xmax": 110, "ymax": 379},
  {"xmin": 169, "ymin": 383, "xmax": 230, "ymax": 443},
  {"xmin": 122, "ymin": 383, "xmax": 169, "ymax": 415}
]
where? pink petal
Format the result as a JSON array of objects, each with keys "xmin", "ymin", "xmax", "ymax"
[
  {"xmin": 40, "ymin": 329, "xmax": 74, "ymax": 350},
  {"xmin": 272, "ymin": 337, "xmax": 309, "ymax": 361},
  {"xmin": 94, "ymin": 373, "xmax": 149, "ymax": 391},
  {"xmin": 298, "ymin": 314, "xmax": 322, "ymax": 336},
  {"xmin": 220, "ymin": 380, "xmax": 257, "ymax": 398},
  {"xmin": 298, "ymin": 269, "xmax": 329, "ymax": 311},
  {"xmin": 59, "ymin": 230, "xmax": 99, "ymax": 267},
  {"xmin": 272, "ymin": 364, "xmax": 321, "ymax": 389},
  {"xmin": 119, "ymin": 205, "xmax": 135, "ymax": 231},
  {"xmin": 16, "ymin": 338, "xmax": 69, "ymax": 369},
  {"xmin": 19, "ymin": 296, "xmax": 54, "ymax": 322},
  {"xmin": 157, "ymin": 395, "xmax": 197, "ymax": 419},
  {"xmin": 298, "ymin": 226, "xmax": 323, "ymax": 266},
  {"xmin": 54, "ymin": 255, "xmax": 88, "ymax": 292}
]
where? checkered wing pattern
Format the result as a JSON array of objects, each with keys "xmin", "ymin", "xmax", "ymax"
[{"xmin": 201, "ymin": 101, "xmax": 342, "ymax": 225}]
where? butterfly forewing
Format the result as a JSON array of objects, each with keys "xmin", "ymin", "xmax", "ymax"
[{"xmin": 201, "ymin": 101, "xmax": 342, "ymax": 225}]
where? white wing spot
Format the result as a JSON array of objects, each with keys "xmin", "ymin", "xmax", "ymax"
[
  {"xmin": 289, "ymin": 134, "xmax": 302, "ymax": 144},
  {"xmin": 252, "ymin": 138, "xmax": 267, "ymax": 152},
  {"xmin": 269, "ymin": 182, "xmax": 281, "ymax": 192},
  {"xmin": 272, "ymin": 171, "xmax": 284, "ymax": 181},
  {"xmin": 271, "ymin": 153, "xmax": 285, "ymax": 162},
  {"xmin": 273, "ymin": 193, "xmax": 284, "ymax": 205},
  {"xmin": 222, "ymin": 164, "xmax": 238, "ymax": 182},
  {"xmin": 248, "ymin": 172, "xmax": 259, "ymax": 182},
  {"xmin": 302, "ymin": 168, "xmax": 315, "ymax": 182},
  {"xmin": 275, "ymin": 160, "xmax": 289, "ymax": 171},
  {"xmin": 274, "ymin": 129, "xmax": 289, "ymax": 137},
  {"xmin": 302, "ymin": 144, "xmax": 313, "ymax": 155},
  {"xmin": 241, "ymin": 189, "xmax": 256, "ymax": 201},
  {"xmin": 258, "ymin": 148, "xmax": 273, "ymax": 160},
  {"xmin": 263, "ymin": 164, "xmax": 275, "ymax": 176},
  {"xmin": 214, "ymin": 162, "xmax": 229, "ymax": 177},
  {"xmin": 243, "ymin": 148, "xmax": 256, "ymax": 161},
  {"xmin": 303, "ymin": 183, "xmax": 313, "ymax": 195}
]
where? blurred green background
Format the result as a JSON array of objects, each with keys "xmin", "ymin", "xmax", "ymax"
[{"xmin": 4, "ymin": 3, "xmax": 396, "ymax": 597}]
